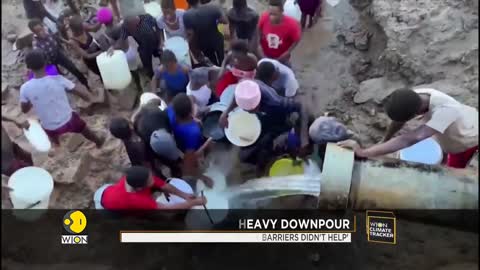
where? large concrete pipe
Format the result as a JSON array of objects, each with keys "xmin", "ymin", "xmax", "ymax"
[{"xmin": 319, "ymin": 144, "xmax": 479, "ymax": 209}]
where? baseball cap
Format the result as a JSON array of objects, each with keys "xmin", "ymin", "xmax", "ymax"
[
  {"xmin": 150, "ymin": 129, "xmax": 182, "ymax": 161},
  {"xmin": 309, "ymin": 117, "xmax": 352, "ymax": 144},
  {"xmin": 234, "ymin": 80, "xmax": 261, "ymax": 111}
]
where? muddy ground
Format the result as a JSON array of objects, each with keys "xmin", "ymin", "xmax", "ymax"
[{"xmin": 1, "ymin": 0, "xmax": 478, "ymax": 268}]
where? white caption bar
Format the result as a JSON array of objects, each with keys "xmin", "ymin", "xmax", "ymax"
[{"xmin": 121, "ymin": 232, "xmax": 351, "ymax": 243}]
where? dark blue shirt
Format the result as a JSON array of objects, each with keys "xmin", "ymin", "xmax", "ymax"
[
  {"xmin": 154, "ymin": 65, "xmax": 189, "ymax": 97},
  {"xmin": 166, "ymin": 107, "xmax": 204, "ymax": 152}
]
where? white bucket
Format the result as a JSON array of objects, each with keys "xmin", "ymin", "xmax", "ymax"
[
  {"xmin": 144, "ymin": 2, "xmax": 163, "ymax": 19},
  {"xmin": 164, "ymin": 37, "xmax": 191, "ymax": 68},
  {"xmin": 8, "ymin": 167, "xmax": 53, "ymax": 221},
  {"xmin": 225, "ymin": 108, "xmax": 262, "ymax": 147},
  {"xmin": 23, "ymin": 119, "xmax": 51, "ymax": 153},
  {"xmin": 156, "ymin": 178, "xmax": 193, "ymax": 205},
  {"xmin": 399, "ymin": 138, "xmax": 443, "ymax": 165},
  {"xmin": 284, "ymin": 0, "xmax": 302, "ymax": 22}
]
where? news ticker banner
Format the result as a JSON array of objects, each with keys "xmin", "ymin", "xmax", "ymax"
[
  {"xmin": 120, "ymin": 213, "xmax": 356, "ymax": 243},
  {"xmin": 118, "ymin": 211, "xmax": 394, "ymax": 243},
  {"xmin": 3, "ymin": 210, "xmax": 478, "ymax": 246}
]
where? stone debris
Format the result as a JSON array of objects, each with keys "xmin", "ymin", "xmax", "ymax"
[
  {"xmin": 43, "ymin": 151, "xmax": 93, "ymax": 184},
  {"xmin": 65, "ymin": 133, "xmax": 86, "ymax": 153},
  {"xmin": 353, "ymin": 77, "xmax": 406, "ymax": 104}
]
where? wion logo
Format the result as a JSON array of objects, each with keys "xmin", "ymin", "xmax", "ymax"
[
  {"xmin": 366, "ymin": 210, "xmax": 396, "ymax": 244},
  {"xmin": 61, "ymin": 210, "xmax": 88, "ymax": 245}
]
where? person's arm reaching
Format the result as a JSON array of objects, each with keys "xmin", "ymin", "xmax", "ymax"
[
  {"xmin": 161, "ymin": 183, "xmax": 196, "ymax": 201},
  {"xmin": 157, "ymin": 196, "xmax": 206, "ymax": 210},
  {"xmin": 299, "ymin": 105, "xmax": 309, "ymax": 148},
  {"xmin": 338, "ymin": 125, "xmax": 439, "ymax": 158},
  {"xmin": 382, "ymin": 121, "xmax": 405, "ymax": 142},
  {"xmin": 218, "ymin": 52, "xmax": 232, "ymax": 78},
  {"xmin": 219, "ymin": 97, "xmax": 238, "ymax": 128},
  {"xmin": 195, "ymin": 137, "xmax": 214, "ymax": 157},
  {"xmin": 68, "ymin": 40, "xmax": 103, "ymax": 59}
]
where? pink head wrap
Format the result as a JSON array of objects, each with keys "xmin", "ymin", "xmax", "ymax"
[
  {"xmin": 96, "ymin": 8, "xmax": 113, "ymax": 24},
  {"xmin": 234, "ymin": 80, "xmax": 261, "ymax": 111}
]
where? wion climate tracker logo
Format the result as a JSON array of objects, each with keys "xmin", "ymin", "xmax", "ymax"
[
  {"xmin": 366, "ymin": 210, "xmax": 396, "ymax": 244},
  {"xmin": 61, "ymin": 210, "xmax": 88, "ymax": 245}
]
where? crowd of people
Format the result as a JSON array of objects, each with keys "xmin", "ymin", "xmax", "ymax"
[{"xmin": 1, "ymin": 0, "xmax": 478, "ymax": 211}]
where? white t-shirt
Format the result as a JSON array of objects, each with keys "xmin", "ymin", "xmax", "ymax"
[
  {"xmin": 258, "ymin": 58, "xmax": 299, "ymax": 97},
  {"xmin": 157, "ymin": 10, "xmax": 186, "ymax": 39},
  {"xmin": 187, "ymin": 82, "xmax": 212, "ymax": 112},
  {"xmin": 414, "ymin": 88, "xmax": 479, "ymax": 153},
  {"xmin": 20, "ymin": 75, "xmax": 75, "ymax": 130}
]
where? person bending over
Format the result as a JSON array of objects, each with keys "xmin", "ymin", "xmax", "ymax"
[
  {"xmin": 215, "ymin": 39, "xmax": 258, "ymax": 98},
  {"xmin": 183, "ymin": 0, "xmax": 229, "ymax": 67},
  {"xmin": 338, "ymin": 88, "xmax": 479, "ymax": 169},
  {"xmin": 98, "ymin": 7, "xmax": 142, "ymax": 92},
  {"xmin": 111, "ymin": 14, "xmax": 162, "ymax": 78},
  {"xmin": 96, "ymin": 166, "xmax": 206, "ymax": 210}
]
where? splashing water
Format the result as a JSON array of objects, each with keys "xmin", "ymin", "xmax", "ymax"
[{"xmin": 199, "ymin": 159, "xmax": 322, "ymax": 209}]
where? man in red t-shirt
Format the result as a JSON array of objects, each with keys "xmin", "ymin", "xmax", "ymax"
[
  {"xmin": 99, "ymin": 166, "xmax": 206, "ymax": 210},
  {"xmin": 258, "ymin": 0, "xmax": 302, "ymax": 66}
]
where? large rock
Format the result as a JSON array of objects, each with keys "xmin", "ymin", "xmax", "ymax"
[
  {"xmin": 371, "ymin": 0, "xmax": 478, "ymax": 89},
  {"xmin": 43, "ymin": 152, "xmax": 93, "ymax": 184},
  {"xmin": 354, "ymin": 77, "xmax": 406, "ymax": 104}
]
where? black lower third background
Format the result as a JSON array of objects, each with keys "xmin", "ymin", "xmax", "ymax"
[{"xmin": 1, "ymin": 210, "xmax": 478, "ymax": 270}]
